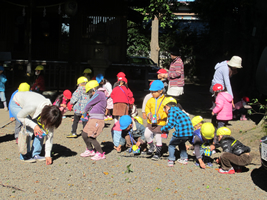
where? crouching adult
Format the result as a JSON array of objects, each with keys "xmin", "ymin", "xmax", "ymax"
[{"xmin": 9, "ymin": 91, "xmax": 62, "ymax": 165}]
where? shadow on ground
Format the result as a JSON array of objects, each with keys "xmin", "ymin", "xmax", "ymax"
[
  {"xmin": 50, "ymin": 143, "xmax": 77, "ymax": 161},
  {"xmin": 101, "ymin": 141, "xmax": 114, "ymax": 155},
  {"xmin": 251, "ymin": 166, "xmax": 267, "ymax": 192},
  {"xmin": 0, "ymin": 134, "xmax": 15, "ymax": 143}
]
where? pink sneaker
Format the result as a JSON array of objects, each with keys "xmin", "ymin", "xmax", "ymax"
[
  {"xmin": 91, "ymin": 152, "xmax": 106, "ymax": 160},
  {"xmin": 80, "ymin": 149, "xmax": 95, "ymax": 157}
]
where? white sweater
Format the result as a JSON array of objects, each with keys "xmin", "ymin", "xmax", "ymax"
[{"xmin": 13, "ymin": 91, "xmax": 53, "ymax": 157}]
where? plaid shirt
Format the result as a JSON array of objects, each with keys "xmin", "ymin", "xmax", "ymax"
[{"xmin": 161, "ymin": 107, "xmax": 193, "ymax": 137}]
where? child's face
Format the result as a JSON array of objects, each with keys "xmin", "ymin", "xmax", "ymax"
[
  {"xmin": 218, "ymin": 135, "xmax": 223, "ymax": 141},
  {"xmin": 151, "ymin": 90, "xmax": 162, "ymax": 98},
  {"xmin": 125, "ymin": 124, "xmax": 132, "ymax": 131},
  {"xmin": 194, "ymin": 122, "xmax": 203, "ymax": 130},
  {"xmin": 163, "ymin": 105, "xmax": 170, "ymax": 114}
]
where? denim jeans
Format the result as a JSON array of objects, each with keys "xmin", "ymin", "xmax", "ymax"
[
  {"xmin": 168, "ymin": 136, "xmax": 190, "ymax": 161},
  {"xmin": 9, "ymin": 98, "xmax": 22, "ymax": 122}
]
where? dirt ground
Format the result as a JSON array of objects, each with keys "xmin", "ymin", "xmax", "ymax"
[{"xmin": 0, "ymin": 84, "xmax": 267, "ymax": 199}]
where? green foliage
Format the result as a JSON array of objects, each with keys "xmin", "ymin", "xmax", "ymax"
[
  {"xmin": 125, "ymin": 164, "xmax": 133, "ymax": 173},
  {"xmin": 249, "ymin": 99, "xmax": 267, "ymax": 133}
]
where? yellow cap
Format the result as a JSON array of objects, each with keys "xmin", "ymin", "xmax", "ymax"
[
  {"xmin": 134, "ymin": 116, "xmax": 143, "ymax": 125},
  {"xmin": 201, "ymin": 122, "xmax": 215, "ymax": 140},
  {"xmin": 217, "ymin": 127, "xmax": 231, "ymax": 136},
  {"xmin": 77, "ymin": 76, "xmax": 88, "ymax": 85},
  {"xmin": 163, "ymin": 97, "xmax": 177, "ymax": 106},
  {"xmin": 85, "ymin": 80, "xmax": 99, "ymax": 92},
  {"xmin": 83, "ymin": 68, "xmax": 92, "ymax": 74},
  {"xmin": 35, "ymin": 65, "xmax": 44, "ymax": 70},
  {"xmin": 18, "ymin": 82, "xmax": 30, "ymax": 92},
  {"xmin": 191, "ymin": 116, "xmax": 203, "ymax": 127}
]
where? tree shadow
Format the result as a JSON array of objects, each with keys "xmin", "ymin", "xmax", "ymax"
[
  {"xmin": 251, "ymin": 166, "xmax": 267, "ymax": 192},
  {"xmin": 46, "ymin": 143, "xmax": 77, "ymax": 161},
  {"xmin": 0, "ymin": 134, "xmax": 15, "ymax": 143},
  {"xmin": 101, "ymin": 141, "xmax": 114, "ymax": 155}
]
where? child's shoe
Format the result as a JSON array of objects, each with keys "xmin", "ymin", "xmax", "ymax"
[
  {"xmin": 108, "ymin": 115, "xmax": 113, "ymax": 120},
  {"xmin": 4, "ymin": 107, "xmax": 8, "ymax": 111},
  {"xmin": 168, "ymin": 160, "xmax": 174, "ymax": 167},
  {"xmin": 151, "ymin": 154, "xmax": 160, "ymax": 161},
  {"xmin": 206, "ymin": 162, "xmax": 213, "ymax": 167},
  {"xmin": 62, "ymin": 116, "xmax": 66, "ymax": 119},
  {"xmin": 80, "ymin": 149, "xmax": 95, "ymax": 157},
  {"xmin": 104, "ymin": 116, "xmax": 109, "ymax": 121},
  {"xmin": 67, "ymin": 133, "xmax": 77, "ymax": 138},
  {"xmin": 91, "ymin": 152, "xmax": 106, "ymax": 160},
  {"xmin": 240, "ymin": 115, "xmax": 247, "ymax": 121},
  {"xmin": 147, "ymin": 143, "xmax": 156, "ymax": 155},
  {"xmin": 218, "ymin": 167, "xmax": 235, "ymax": 174},
  {"xmin": 177, "ymin": 158, "xmax": 188, "ymax": 165},
  {"xmin": 33, "ymin": 155, "xmax": 46, "ymax": 161}
]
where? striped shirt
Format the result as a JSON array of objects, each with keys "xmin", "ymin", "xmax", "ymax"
[{"xmin": 168, "ymin": 57, "xmax": 184, "ymax": 87}]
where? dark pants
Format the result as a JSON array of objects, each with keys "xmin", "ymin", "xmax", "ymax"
[
  {"xmin": 220, "ymin": 152, "xmax": 252, "ymax": 170},
  {"xmin": 71, "ymin": 113, "xmax": 87, "ymax": 134},
  {"xmin": 82, "ymin": 131, "xmax": 103, "ymax": 153}
]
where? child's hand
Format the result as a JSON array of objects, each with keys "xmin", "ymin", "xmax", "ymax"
[
  {"xmin": 60, "ymin": 104, "xmax": 67, "ymax": 108},
  {"xmin": 136, "ymin": 141, "xmax": 141, "ymax": 147},
  {"xmin": 216, "ymin": 158, "xmax": 221, "ymax": 164},
  {"xmin": 186, "ymin": 145, "xmax": 191, "ymax": 150},
  {"xmin": 142, "ymin": 112, "xmax": 147, "ymax": 119},
  {"xmin": 46, "ymin": 157, "xmax": 52, "ymax": 165},
  {"xmin": 211, "ymin": 112, "xmax": 214, "ymax": 115},
  {"xmin": 34, "ymin": 125, "xmax": 43, "ymax": 137},
  {"xmin": 210, "ymin": 144, "xmax": 215, "ymax": 151},
  {"xmin": 10, "ymin": 117, "xmax": 15, "ymax": 121}
]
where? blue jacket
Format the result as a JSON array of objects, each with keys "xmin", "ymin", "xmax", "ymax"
[
  {"xmin": 0, "ymin": 74, "xmax": 7, "ymax": 92},
  {"xmin": 70, "ymin": 86, "xmax": 90, "ymax": 114},
  {"xmin": 161, "ymin": 106, "xmax": 194, "ymax": 138},
  {"xmin": 8, "ymin": 90, "xmax": 18, "ymax": 118}
]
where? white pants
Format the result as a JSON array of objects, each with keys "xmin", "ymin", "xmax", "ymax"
[
  {"xmin": 144, "ymin": 127, "xmax": 162, "ymax": 146},
  {"xmin": 167, "ymin": 85, "xmax": 184, "ymax": 97}
]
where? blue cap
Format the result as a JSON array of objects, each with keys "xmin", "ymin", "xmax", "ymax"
[
  {"xmin": 0, "ymin": 66, "xmax": 4, "ymax": 71},
  {"xmin": 149, "ymin": 80, "xmax": 164, "ymax": 91},
  {"xmin": 96, "ymin": 74, "xmax": 104, "ymax": 83},
  {"xmin": 119, "ymin": 115, "xmax": 132, "ymax": 130}
]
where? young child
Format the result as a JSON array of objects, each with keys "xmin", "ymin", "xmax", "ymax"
[
  {"xmin": 8, "ymin": 82, "xmax": 30, "ymax": 143},
  {"xmin": 187, "ymin": 122, "xmax": 216, "ymax": 169},
  {"xmin": 157, "ymin": 68, "xmax": 168, "ymax": 94},
  {"xmin": 144, "ymin": 80, "xmax": 168, "ymax": 161},
  {"xmin": 216, "ymin": 127, "xmax": 252, "ymax": 174},
  {"xmin": 191, "ymin": 115, "xmax": 204, "ymax": 131},
  {"xmin": 80, "ymin": 80, "xmax": 107, "ymax": 160},
  {"xmin": 142, "ymin": 81, "xmax": 153, "ymax": 119},
  {"xmin": 83, "ymin": 68, "xmax": 92, "ymax": 81},
  {"xmin": 0, "ymin": 65, "xmax": 8, "ymax": 110},
  {"xmin": 234, "ymin": 96, "xmax": 251, "ymax": 121},
  {"xmin": 113, "ymin": 72, "xmax": 126, "ymax": 89},
  {"xmin": 110, "ymin": 77, "xmax": 134, "ymax": 123},
  {"xmin": 31, "ymin": 65, "xmax": 45, "ymax": 94},
  {"xmin": 68, "ymin": 76, "xmax": 89, "ymax": 138},
  {"xmin": 53, "ymin": 90, "xmax": 72, "ymax": 117},
  {"xmin": 212, "ymin": 83, "xmax": 233, "ymax": 128},
  {"xmin": 117, "ymin": 115, "xmax": 146, "ymax": 153},
  {"xmin": 96, "ymin": 74, "xmax": 113, "ymax": 121},
  {"xmin": 161, "ymin": 98, "xmax": 194, "ymax": 166}
]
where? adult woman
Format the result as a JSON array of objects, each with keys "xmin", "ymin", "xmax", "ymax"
[
  {"xmin": 10, "ymin": 91, "xmax": 62, "ymax": 165},
  {"xmin": 31, "ymin": 65, "xmax": 45, "ymax": 93}
]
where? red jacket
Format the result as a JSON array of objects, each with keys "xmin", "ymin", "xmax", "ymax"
[
  {"xmin": 31, "ymin": 75, "xmax": 45, "ymax": 92},
  {"xmin": 110, "ymin": 85, "xmax": 134, "ymax": 104}
]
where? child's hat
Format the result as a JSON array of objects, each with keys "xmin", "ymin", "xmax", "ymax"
[
  {"xmin": 119, "ymin": 115, "xmax": 132, "ymax": 130},
  {"xmin": 96, "ymin": 74, "xmax": 104, "ymax": 83},
  {"xmin": 83, "ymin": 68, "xmax": 92, "ymax": 74},
  {"xmin": 157, "ymin": 69, "xmax": 167, "ymax": 74},
  {"xmin": 200, "ymin": 122, "xmax": 215, "ymax": 140},
  {"xmin": 217, "ymin": 127, "xmax": 231, "ymax": 136},
  {"xmin": 149, "ymin": 80, "xmax": 164, "ymax": 91},
  {"xmin": 85, "ymin": 80, "xmax": 99, "ymax": 92},
  {"xmin": 191, "ymin": 116, "xmax": 203, "ymax": 127},
  {"xmin": 63, "ymin": 90, "xmax": 72, "ymax": 99},
  {"xmin": 163, "ymin": 97, "xmax": 177, "ymax": 106},
  {"xmin": 118, "ymin": 77, "xmax": 127, "ymax": 83},
  {"xmin": 35, "ymin": 65, "xmax": 44, "ymax": 71},
  {"xmin": 18, "ymin": 82, "xmax": 30, "ymax": 92},
  {"xmin": 0, "ymin": 66, "xmax": 4, "ymax": 71},
  {"xmin": 117, "ymin": 72, "xmax": 126, "ymax": 78},
  {"xmin": 212, "ymin": 83, "xmax": 223, "ymax": 92},
  {"xmin": 77, "ymin": 76, "xmax": 88, "ymax": 85},
  {"xmin": 134, "ymin": 116, "xmax": 143, "ymax": 125},
  {"xmin": 242, "ymin": 96, "xmax": 250, "ymax": 102}
]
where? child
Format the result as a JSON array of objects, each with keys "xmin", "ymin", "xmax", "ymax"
[
  {"xmin": 67, "ymin": 76, "xmax": 89, "ymax": 138},
  {"xmin": 142, "ymin": 81, "xmax": 153, "ymax": 119},
  {"xmin": 157, "ymin": 68, "xmax": 168, "ymax": 94},
  {"xmin": 161, "ymin": 98, "xmax": 194, "ymax": 166},
  {"xmin": 83, "ymin": 68, "xmax": 92, "ymax": 81},
  {"xmin": 96, "ymin": 74, "xmax": 113, "ymax": 121},
  {"xmin": 8, "ymin": 82, "xmax": 30, "ymax": 143},
  {"xmin": 0, "ymin": 65, "xmax": 8, "ymax": 110},
  {"xmin": 113, "ymin": 72, "xmax": 126, "ymax": 89},
  {"xmin": 191, "ymin": 115, "xmax": 204, "ymax": 131},
  {"xmin": 80, "ymin": 80, "xmax": 107, "ymax": 160},
  {"xmin": 53, "ymin": 90, "xmax": 72, "ymax": 116},
  {"xmin": 187, "ymin": 122, "xmax": 216, "ymax": 169},
  {"xmin": 110, "ymin": 77, "xmax": 134, "ymax": 123},
  {"xmin": 216, "ymin": 127, "xmax": 252, "ymax": 174},
  {"xmin": 117, "ymin": 115, "xmax": 146, "ymax": 153},
  {"xmin": 31, "ymin": 65, "xmax": 45, "ymax": 94},
  {"xmin": 144, "ymin": 80, "xmax": 168, "ymax": 161},
  {"xmin": 212, "ymin": 83, "xmax": 233, "ymax": 128},
  {"xmin": 234, "ymin": 96, "xmax": 251, "ymax": 121}
]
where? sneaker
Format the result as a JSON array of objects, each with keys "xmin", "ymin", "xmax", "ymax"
[
  {"xmin": 218, "ymin": 167, "xmax": 235, "ymax": 174},
  {"xmin": 91, "ymin": 152, "xmax": 106, "ymax": 161},
  {"xmin": 147, "ymin": 145, "xmax": 156, "ymax": 155},
  {"xmin": 206, "ymin": 162, "xmax": 213, "ymax": 167},
  {"xmin": 33, "ymin": 155, "xmax": 46, "ymax": 161},
  {"xmin": 151, "ymin": 154, "xmax": 160, "ymax": 161},
  {"xmin": 62, "ymin": 116, "xmax": 66, "ymax": 119},
  {"xmin": 108, "ymin": 116, "xmax": 113, "ymax": 120},
  {"xmin": 177, "ymin": 158, "xmax": 188, "ymax": 165},
  {"xmin": 15, "ymin": 138, "xmax": 18, "ymax": 144},
  {"xmin": 67, "ymin": 133, "xmax": 77, "ymax": 138},
  {"xmin": 4, "ymin": 107, "xmax": 8, "ymax": 111},
  {"xmin": 80, "ymin": 149, "xmax": 95, "ymax": 157},
  {"xmin": 168, "ymin": 160, "xmax": 174, "ymax": 167},
  {"xmin": 234, "ymin": 166, "xmax": 242, "ymax": 173},
  {"xmin": 104, "ymin": 116, "xmax": 109, "ymax": 121},
  {"xmin": 195, "ymin": 162, "xmax": 200, "ymax": 167},
  {"xmin": 20, "ymin": 154, "xmax": 36, "ymax": 163}
]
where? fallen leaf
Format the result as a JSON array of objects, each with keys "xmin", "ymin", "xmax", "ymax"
[{"xmin": 103, "ymin": 172, "xmax": 109, "ymax": 175}]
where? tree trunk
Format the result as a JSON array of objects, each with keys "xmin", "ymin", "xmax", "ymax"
[{"xmin": 150, "ymin": 16, "xmax": 159, "ymax": 65}]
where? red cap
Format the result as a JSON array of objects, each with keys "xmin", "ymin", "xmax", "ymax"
[
  {"xmin": 122, "ymin": 77, "xmax": 128, "ymax": 83},
  {"xmin": 212, "ymin": 83, "xmax": 223, "ymax": 92},
  {"xmin": 67, "ymin": 102, "xmax": 73, "ymax": 111},
  {"xmin": 63, "ymin": 90, "xmax": 72, "ymax": 99},
  {"xmin": 157, "ymin": 69, "xmax": 167, "ymax": 74},
  {"xmin": 117, "ymin": 72, "xmax": 126, "ymax": 78},
  {"xmin": 242, "ymin": 96, "xmax": 250, "ymax": 102}
]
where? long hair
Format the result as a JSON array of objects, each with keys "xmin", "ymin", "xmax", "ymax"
[{"xmin": 40, "ymin": 105, "xmax": 62, "ymax": 129}]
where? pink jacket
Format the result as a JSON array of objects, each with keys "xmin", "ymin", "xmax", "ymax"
[{"xmin": 213, "ymin": 92, "xmax": 233, "ymax": 120}]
